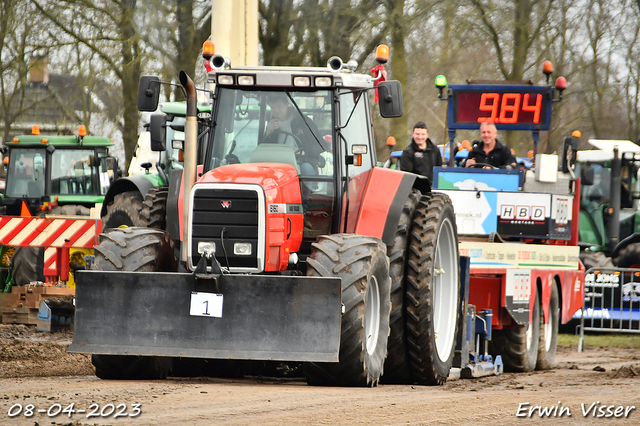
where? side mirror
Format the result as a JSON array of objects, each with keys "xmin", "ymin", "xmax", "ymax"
[
  {"xmin": 581, "ymin": 164, "xmax": 595, "ymax": 186},
  {"xmin": 149, "ymin": 114, "xmax": 167, "ymax": 152},
  {"xmin": 378, "ymin": 80, "xmax": 404, "ymax": 118},
  {"xmin": 137, "ymin": 76, "xmax": 161, "ymax": 112}
]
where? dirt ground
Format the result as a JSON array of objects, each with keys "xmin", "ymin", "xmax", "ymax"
[{"xmin": 1, "ymin": 324, "xmax": 640, "ymax": 426}]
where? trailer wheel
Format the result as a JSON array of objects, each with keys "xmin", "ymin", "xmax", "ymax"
[
  {"xmin": 405, "ymin": 193, "xmax": 460, "ymax": 385},
  {"xmin": 303, "ymin": 234, "xmax": 391, "ymax": 386},
  {"xmin": 101, "ymin": 190, "xmax": 144, "ymax": 230},
  {"xmin": 91, "ymin": 227, "xmax": 177, "ymax": 380},
  {"xmin": 140, "ymin": 186, "xmax": 168, "ymax": 229},
  {"xmin": 382, "ymin": 189, "xmax": 420, "ymax": 384},
  {"xmin": 614, "ymin": 242, "xmax": 640, "ymax": 268},
  {"xmin": 537, "ymin": 284, "xmax": 559, "ymax": 370},
  {"xmin": 491, "ymin": 293, "xmax": 540, "ymax": 372}
]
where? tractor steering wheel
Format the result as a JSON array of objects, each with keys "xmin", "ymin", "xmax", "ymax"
[{"xmin": 263, "ymin": 129, "xmax": 303, "ymax": 148}]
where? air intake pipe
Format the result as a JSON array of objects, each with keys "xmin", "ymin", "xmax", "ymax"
[{"xmin": 179, "ymin": 70, "xmax": 197, "ymax": 265}]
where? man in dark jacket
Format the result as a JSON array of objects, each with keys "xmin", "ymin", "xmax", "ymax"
[
  {"xmin": 399, "ymin": 121, "xmax": 442, "ymax": 183},
  {"xmin": 465, "ymin": 122, "xmax": 517, "ymax": 169}
]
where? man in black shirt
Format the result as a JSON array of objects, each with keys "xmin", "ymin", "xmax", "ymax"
[
  {"xmin": 399, "ymin": 121, "xmax": 442, "ymax": 183},
  {"xmin": 465, "ymin": 122, "xmax": 517, "ymax": 169}
]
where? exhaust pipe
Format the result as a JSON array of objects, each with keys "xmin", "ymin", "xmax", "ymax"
[{"xmin": 179, "ymin": 71, "xmax": 197, "ymax": 265}]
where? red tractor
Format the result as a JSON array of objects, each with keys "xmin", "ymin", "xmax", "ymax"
[{"xmin": 69, "ymin": 47, "xmax": 463, "ymax": 386}]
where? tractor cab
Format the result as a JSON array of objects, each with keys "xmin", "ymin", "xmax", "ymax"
[{"xmin": 1, "ymin": 126, "xmax": 119, "ymax": 216}]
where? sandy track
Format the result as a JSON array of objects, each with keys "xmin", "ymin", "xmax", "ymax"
[{"xmin": 1, "ymin": 325, "xmax": 640, "ymax": 425}]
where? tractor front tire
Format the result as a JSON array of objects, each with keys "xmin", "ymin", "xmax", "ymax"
[
  {"xmin": 491, "ymin": 293, "xmax": 540, "ymax": 372},
  {"xmin": 303, "ymin": 234, "xmax": 391, "ymax": 387},
  {"xmin": 537, "ymin": 284, "xmax": 559, "ymax": 370},
  {"xmin": 101, "ymin": 191, "xmax": 145, "ymax": 230},
  {"xmin": 91, "ymin": 227, "xmax": 178, "ymax": 379},
  {"xmin": 382, "ymin": 189, "xmax": 420, "ymax": 384},
  {"xmin": 405, "ymin": 193, "xmax": 460, "ymax": 385},
  {"xmin": 140, "ymin": 186, "xmax": 169, "ymax": 229},
  {"xmin": 614, "ymin": 242, "xmax": 640, "ymax": 269}
]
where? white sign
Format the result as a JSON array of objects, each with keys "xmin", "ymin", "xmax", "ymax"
[{"xmin": 190, "ymin": 292, "xmax": 223, "ymax": 318}]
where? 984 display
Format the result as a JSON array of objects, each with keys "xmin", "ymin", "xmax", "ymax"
[{"xmin": 449, "ymin": 85, "xmax": 553, "ymax": 131}]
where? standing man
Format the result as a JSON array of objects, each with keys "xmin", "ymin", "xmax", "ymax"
[
  {"xmin": 465, "ymin": 122, "xmax": 517, "ymax": 169},
  {"xmin": 399, "ymin": 121, "xmax": 442, "ymax": 183}
]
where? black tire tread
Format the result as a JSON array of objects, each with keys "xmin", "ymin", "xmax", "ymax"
[
  {"xmin": 405, "ymin": 192, "xmax": 459, "ymax": 385},
  {"xmin": 382, "ymin": 189, "xmax": 420, "ymax": 384},
  {"xmin": 303, "ymin": 234, "xmax": 391, "ymax": 387},
  {"xmin": 613, "ymin": 242, "xmax": 640, "ymax": 268},
  {"xmin": 491, "ymin": 294, "xmax": 540, "ymax": 372},
  {"xmin": 140, "ymin": 186, "xmax": 169, "ymax": 229},
  {"xmin": 101, "ymin": 191, "xmax": 144, "ymax": 230}
]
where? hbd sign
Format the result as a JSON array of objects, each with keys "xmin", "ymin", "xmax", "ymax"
[{"xmin": 500, "ymin": 205, "xmax": 546, "ymax": 223}]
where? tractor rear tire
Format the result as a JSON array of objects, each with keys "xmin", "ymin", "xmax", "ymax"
[
  {"xmin": 140, "ymin": 186, "xmax": 169, "ymax": 229},
  {"xmin": 405, "ymin": 193, "xmax": 460, "ymax": 385},
  {"xmin": 614, "ymin": 242, "xmax": 640, "ymax": 268},
  {"xmin": 11, "ymin": 247, "xmax": 44, "ymax": 286},
  {"xmin": 536, "ymin": 284, "xmax": 559, "ymax": 370},
  {"xmin": 91, "ymin": 227, "xmax": 178, "ymax": 379},
  {"xmin": 303, "ymin": 234, "xmax": 391, "ymax": 387},
  {"xmin": 101, "ymin": 191, "xmax": 145, "ymax": 230},
  {"xmin": 382, "ymin": 189, "xmax": 420, "ymax": 384},
  {"xmin": 491, "ymin": 293, "xmax": 540, "ymax": 372}
]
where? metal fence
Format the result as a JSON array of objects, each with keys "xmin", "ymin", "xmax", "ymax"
[{"xmin": 578, "ymin": 267, "xmax": 640, "ymax": 352}]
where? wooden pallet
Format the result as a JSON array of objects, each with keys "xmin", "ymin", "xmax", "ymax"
[{"xmin": 0, "ymin": 285, "xmax": 75, "ymax": 326}]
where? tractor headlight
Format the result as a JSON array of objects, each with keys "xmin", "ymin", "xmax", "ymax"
[
  {"xmin": 198, "ymin": 241, "xmax": 216, "ymax": 258},
  {"xmin": 234, "ymin": 243, "xmax": 252, "ymax": 256}
]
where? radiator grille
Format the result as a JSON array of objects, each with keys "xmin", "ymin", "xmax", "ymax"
[{"xmin": 190, "ymin": 186, "xmax": 262, "ymax": 271}]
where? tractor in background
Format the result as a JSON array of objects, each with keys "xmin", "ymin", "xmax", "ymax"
[
  {"xmin": 571, "ymin": 137, "xmax": 640, "ymax": 269},
  {"xmin": 100, "ymin": 101, "xmax": 211, "ymax": 231},
  {"xmin": 0, "ymin": 126, "xmax": 118, "ymax": 286}
]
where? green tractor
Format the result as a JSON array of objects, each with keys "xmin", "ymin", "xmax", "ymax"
[
  {"xmin": 100, "ymin": 101, "xmax": 210, "ymax": 231},
  {"xmin": 572, "ymin": 137, "xmax": 640, "ymax": 269},
  {"xmin": 0, "ymin": 126, "xmax": 119, "ymax": 286}
]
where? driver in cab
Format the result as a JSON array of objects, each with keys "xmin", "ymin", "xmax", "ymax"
[{"xmin": 465, "ymin": 122, "xmax": 517, "ymax": 169}]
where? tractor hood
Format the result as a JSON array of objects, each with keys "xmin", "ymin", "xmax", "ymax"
[
  {"xmin": 198, "ymin": 162, "xmax": 302, "ymax": 191},
  {"xmin": 185, "ymin": 162, "xmax": 305, "ymax": 273}
]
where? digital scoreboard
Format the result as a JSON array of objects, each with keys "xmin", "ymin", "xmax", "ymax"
[{"xmin": 447, "ymin": 84, "xmax": 554, "ymax": 131}]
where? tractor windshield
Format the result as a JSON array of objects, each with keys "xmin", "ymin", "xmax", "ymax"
[
  {"xmin": 5, "ymin": 149, "xmax": 46, "ymax": 198},
  {"xmin": 51, "ymin": 149, "xmax": 105, "ymax": 196},
  {"xmin": 209, "ymin": 88, "xmax": 332, "ymax": 174}
]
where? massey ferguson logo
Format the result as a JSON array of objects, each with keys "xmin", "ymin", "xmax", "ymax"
[{"xmin": 221, "ymin": 200, "xmax": 231, "ymax": 209}]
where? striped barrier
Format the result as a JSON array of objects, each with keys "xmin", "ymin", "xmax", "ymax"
[{"xmin": 0, "ymin": 215, "xmax": 100, "ymax": 283}]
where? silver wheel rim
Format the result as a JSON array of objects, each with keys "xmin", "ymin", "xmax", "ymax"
[
  {"xmin": 434, "ymin": 217, "xmax": 458, "ymax": 362},
  {"xmin": 365, "ymin": 275, "xmax": 381, "ymax": 356},
  {"xmin": 526, "ymin": 319, "xmax": 533, "ymax": 350},
  {"xmin": 544, "ymin": 309, "xmax": 553, "ymax": 352}
]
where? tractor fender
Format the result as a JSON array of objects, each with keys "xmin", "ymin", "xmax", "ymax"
[
  {"xmin": 353, "ymin": 167, "xmax": 430, "ymax": 247},
  {"xmin": 610, "ymin": 233, "xmax": 640, "ymax": 258},
  {"xmin": 100, "ymin": 175, "xmax": 158, "ymax": 218},
  {"xmin": 165, "ymin": 168, "xmax": 183, "ymax": 243}
]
